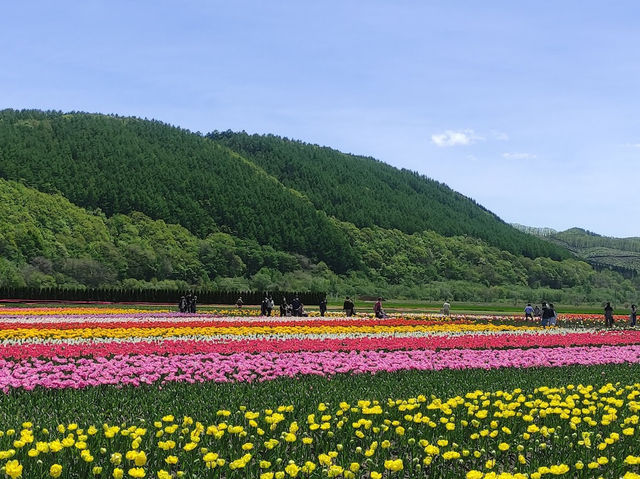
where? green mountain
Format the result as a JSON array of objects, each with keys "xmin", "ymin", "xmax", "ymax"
[
  {"xmin": 0, "ymin": 109, "xmax": 357, "ymax": 272},
  {"xmin": 210, "ymin": 131, "xmax": 570, "ymax": 260},
  {"xmin": 1, "ymin": 109, "xmax": 638, "ymax": 303}
]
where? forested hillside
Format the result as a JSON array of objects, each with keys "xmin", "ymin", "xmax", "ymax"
[
  {"xmin": 0, "ymin": 109, "xmax": 357, "ymax": 272},
  {"xmin": 210, "ymin": 131, "xmax": 570, "ymax": 260}
]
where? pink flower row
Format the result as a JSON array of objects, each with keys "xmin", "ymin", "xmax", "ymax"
[
  {"xmin": 3, "ymin": 329, "xmax": 640, "ymax": 359},
  {"xmin": 2, "ymin": 344, "xmax": 640, "ymax": 391}
]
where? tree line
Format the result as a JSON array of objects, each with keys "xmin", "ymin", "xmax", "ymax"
[{"xmin": 0, "ymin": 286, "xmax": 324, "ymax": 305}]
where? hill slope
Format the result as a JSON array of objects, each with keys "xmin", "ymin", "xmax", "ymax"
[
  {"xmin": 513, "ymin": 225, "xmax": 640, "ymax": 274},
  {"xmin": 210, "ymin": 131, "xmax": 570, "ymax": 260},
  {"xmin": 0, "ymin": 109, "xmax": 357, "ymax": 272}
]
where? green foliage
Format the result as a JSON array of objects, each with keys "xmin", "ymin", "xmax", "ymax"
[
  {"xmin": 340, "ymin": 222, "xmax": 596, "ymax": 290},
  {"xmin": 554, "ymin": 227, "xmax": 640, "ymax": 252},
  {"xmin": 0, "ymin": 179, "xmax": 309, "ymax": 290},
  {"xmin": 210, "ymin": 131, "xmax": 571, "ymax": 260}
]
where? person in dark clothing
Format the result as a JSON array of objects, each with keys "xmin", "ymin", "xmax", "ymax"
[
  {"xmin": 291, "ymin": 296, "xmax": 302, "ymax": 317},
  {"xmin": 631, "ymin": 304, "xmax": 637, "ymax": 327},
  {"xmin": 374, "ymin": 297, "xmax": 386, "ymax": 319},
  {"xmin": 190, "ymin": 295, "xmax": 197, "ymax": 314},
  {"xmin": 236, "ymin": 296, "xmax": 244, "ymax": 309},
  {"xmin": 548, "ymin": 303, "xmax": 557, "ymax": 326},
  {"xmin": 178, "ymin": 295, "xmax": 187, "ymax": 313},
  {"xmin": 280, "ymin": 297, "xmax": 288, "ymax": 317},
  {"xmin": 343, "ymin": 297, "xmax": 355, "ymax": 317},
  {"xmin": 266, "ymin": 296, "xmax": 274, "ymax": 317},
  {"xmin": 319, "ymin": 297, "xmax": 328, "ymax": 317},
  {"xmin": 541, "ymin": 302, "xmax": 553, "ymax": 328},
  {"xmin": 260, "ymin": 296, "xmax": 268, "ymax": 316},
  {"xmin": 604, "ymin": 302, "xmax": 614, "ymax": 327},
  {"xmin": 533, "ymin": 305, "xmax": 542, "ymax": 318}
]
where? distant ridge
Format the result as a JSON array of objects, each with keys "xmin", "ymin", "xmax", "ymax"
[{"xmin": 513, "ymin": 224, "xmax": 640, "ymax": 275}]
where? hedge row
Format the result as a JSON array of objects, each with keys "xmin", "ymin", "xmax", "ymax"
[{"xmin": 0, "ymin": 287, "xmax": 326, "ymax": 305}]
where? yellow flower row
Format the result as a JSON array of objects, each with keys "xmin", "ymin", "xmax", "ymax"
[
  {"xmin": 3, "ymin": 383, "xmax": 640, "ymax": 478},
  {"xmin": 0, "ymin": 308, "xmax": 167, "ymax": 316},
  {"xmin": 0, "ymin": 323, "xmax": 523, "ymax": 340}
]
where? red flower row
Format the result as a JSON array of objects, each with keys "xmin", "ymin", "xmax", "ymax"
[{"xmin": 3, "ymin": 329, "xmax": 640, "ymax": 359}]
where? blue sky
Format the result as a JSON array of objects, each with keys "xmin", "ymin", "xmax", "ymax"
[{"xmin": 2, "ymin": 1, "xmax": 639, "ymax": 236}]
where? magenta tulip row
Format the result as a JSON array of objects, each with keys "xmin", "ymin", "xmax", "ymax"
[{"xmin": 2, "ymin": 344, "xmax": 639, "ymax": 391}]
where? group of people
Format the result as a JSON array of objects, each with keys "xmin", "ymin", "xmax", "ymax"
[
  {"xmin": 524, "ymin": 302, "xmax": 557, "ymax": 327},
  {"xmin": 178, "ymin": 293, "xmax": 197, "ymax": 313},
  {"xmin": 260, "ymin": 295, "xmax": 275, "ymax": 316},
  {"xmin": 604, "ymin": 302, "xmax": 637, "ymax": 327},
  {"xmin": 282, "ymin": 296, "xmax": 307, "ymax": 317},
  {"xmin": 525, "ymin": 301, "xmax": 639, "ymax": 328},
  {"xmin": 242, "ymin": 295, "xmax": 320, "ymax": 317}
]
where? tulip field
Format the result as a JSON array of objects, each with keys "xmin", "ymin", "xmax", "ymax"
[{"xmin": 2, "ymin": 307, "xmax": 640, "ymax": 478}]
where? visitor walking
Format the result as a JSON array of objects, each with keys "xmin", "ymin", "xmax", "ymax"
[
  {"xmin": 280, "ymin": 297, "xmax": 288, "ymax": 317},
  {"xmin": 548, "ymin": 303, "xmax": 557, "ymax": 326},
  {"xmin": 178, "ymin": 295, "xmax": 187, "ymax": 313},
  {"xmin": 185, "ymin": 293, "xmax": 192, "ymax": 313},
  {"xmin": 291, "ymin": 295, "xmax": 302, "ymax": 317},
  {"xmin": 541, "ymin": 302, "xmax": 553, "ymax": 328},
  {"xmin": 442, "ymin": 301, "xmax": 451, "ymax": 316},
  {"xmin": 524, "ymin": 303, "xmax": 534, "ymax": 320},
  {"xmin": 236, "ymin": 296, "xmax": 243, "ymax": 309},
  {"xmin": 266, "ymin": 296, "xmax": 274, "ymax": 317},
  {"xmin": 604, "ymin": 302, "xmax": 614, "ymax": 327},
  {"xmin": 343, "ymin": 296, "xmax": 355, "ymax": 317},
  {"xmin": 630, "ymin": 304, "xmax": 637, "ymax": 327},
  {"xmin": 319, "ymin": 297, "xmax": 328, "ymax": 317},
  {"xmin": 374, "ymin": 297, "xmax": 386, "ymax": 319}
]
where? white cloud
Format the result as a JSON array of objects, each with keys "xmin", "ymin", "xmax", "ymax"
[
  {"xmin": 431, "ymin": 129, "xmax": 483, "ymax": 147},
  {"xmin": 623, "ymin": 143, "xmax": 640, "ymax": 148},
  {"xmin": 502, "ymin": 152, "xmax": 537, "ymax": 160},
  {"xmin": 491, "ymin": 130, "xmax": 509, "ymax": 141}
]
